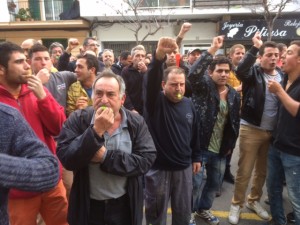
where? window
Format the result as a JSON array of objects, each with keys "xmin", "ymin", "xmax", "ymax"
[
  {"xmin": 139, "ymin": 0, "xmax": 190, "ymax": 8},
  {"xmin": 44, "ymin": 0, "xmax": 63, "ymax": 20},
  {"xmin": 25, "ymin": 0, "xmax": 73, "ymax": 21}
]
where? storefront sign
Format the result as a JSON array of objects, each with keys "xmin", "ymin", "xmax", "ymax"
[{"xmin": 220, "ymin": 19, "xmax": 300, "ymax": 40}]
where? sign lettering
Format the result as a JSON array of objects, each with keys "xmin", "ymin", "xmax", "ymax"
[{"xmin": 219, "ymin": 19, "xmax": 300, "ymax": 40}]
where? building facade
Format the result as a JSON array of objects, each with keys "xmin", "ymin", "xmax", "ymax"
[
  {"xmin": 1, "ymin": 0, "xmax": 299, "ymax": 53},
  {"xmin": 80, "ymin": 0, "xmax": 300, "ymax": 55},
  {"xmin": 1, "ymin": 0, "xmax": 89, "ymax": 49}
]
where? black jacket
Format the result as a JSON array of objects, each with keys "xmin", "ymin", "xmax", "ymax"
[
  {"xmin": 235, "ymin": 46, "xmax": 284, "ymax": 126},
  {"xmin": 111, "ymin": 62, "xmax": 124, "ymax": 75},
  {"xmin": 56, "ymin": 106, "xmax": 156, "ymax": 225},
  {"xmin": 188, "ymin": 51, "xmax": 240, "ymax": 156},
  {"xmin": 273, "ymin": 76, "xmax": 300, "ymax": 157},
  {"xmin": 121, "ymin": 65, "xmax": 145, "ymax": 114}
]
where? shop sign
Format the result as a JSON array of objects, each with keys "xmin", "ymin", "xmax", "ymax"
[{"xmin": 220, "ymin": 19, "xmax": 300, "ymax": 40}]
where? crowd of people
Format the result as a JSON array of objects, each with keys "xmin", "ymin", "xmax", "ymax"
[{"xmin": 0, "ymin": 22, "xmax": 300, "ymax": 225}]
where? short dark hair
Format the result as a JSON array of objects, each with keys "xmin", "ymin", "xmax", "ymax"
[
  {"xmin": 119, "ymin": 51, "xmax": 131, "ymax": 60},
  {"xmin": 276, "ymin": 43, "xmax": 287, "ymax": 53},
  {"xmin": 208, "ymin": 56, "xmax": 233, "ymax": 72},
  {"xmin": 0, "ymin": 42, "xmax": 23, "ymax": 69},
  {"xmin": 77, "ymin": 54, "xmax": 99, "ymax": 73},
  {"xmin": 163, "ymin": 66, "xmax": 185, "ymax": 82},
  {"xmin": 290, "ymin": 40, "xmax": 300, "ymax": 56},
  {"xmin": 28, "ymin": 44, "xmax": 49, "ymax": 59},
  {"xmin": 258, "ymin": 41, "xmax": 278, "ymax": 56},
  {"xmin": 83, "ymin": 37, "xmax": 96, "ymax": 46}
]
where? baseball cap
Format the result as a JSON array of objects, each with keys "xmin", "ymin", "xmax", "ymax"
[{"xmin": 188, "ymin": 48, "xmax": 201, "ymax": 55}]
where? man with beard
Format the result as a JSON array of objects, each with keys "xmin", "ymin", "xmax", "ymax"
[
  {"xmin": 121, "ymin": 45, "xmax": 147, "ymax": 115},
  {"xmin": 0, "ymin": 41, "xmax": 67, "ymax": 225},
  {"xmin": 102, "ymin": 49, "xmax": 115, "ymax": 69}
]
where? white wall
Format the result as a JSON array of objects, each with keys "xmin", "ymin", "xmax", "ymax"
[
  {"xmin": 92, "ymin": 22, "xmax": 217, "ymax": 48},
  {"xmin": 0, "ymin": 0, "xmax": 10, "ymax": 22}
]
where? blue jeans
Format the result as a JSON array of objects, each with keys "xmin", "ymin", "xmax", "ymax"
[
  {"xmin": 192, "ymin": 150, "xmax": 226, "ymax": 212},
  {"xmin": 267, "ymin": 145, "xmax": 300, "ymax": 225}
]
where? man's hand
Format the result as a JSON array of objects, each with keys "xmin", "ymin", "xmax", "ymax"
[
  {"xmin": 208, "ymin": 36, "xmax": 224, "ymax": 55},
  {"xmin": 235, "ymin": 84, "xmax": 242, "ymax": 93},
  {"xmin": 27, "ymin": 75, "xmax": 46, "ymax": 100},
  {"xmin": 75, "ymin": 96, "xmax": 89, "ymax": 110},
  {"xmin": 66, "ymin": 38, "xmax": 79, "ymax": 54},
  {"xmin": 36, "ymin": 68, "xmax": 50, "ymax": 84},
  {"xmin": 178, "ymin": 22, "xmax": 192, "ymax": 38},
  {"xmin": 91, "ymin": 146, "xmax": 106, "ymax": 163},
  {"xmin": 268, "ymin": 79, "xmax": 283, "ymax": 95},
  {"xmin": 193, "ymin": 162, "xmax": 201, "ymax": 174},
  {"xmin": 131, "ymin": 109, "xmax": 139, "ymax": 114},
  {"xmin": 156, "ymin": 37, "xmax": 178, "ymax": 61},
  {"xmin": 93, "ymin": 107, "xmax": 114, "ymax": 137},
  {"xmin": 252, "ymin": 32, "xmax": 263, "ymax": 49},
  {"xmin": 138, "ymin": 61, "xmax": 147, "ymax": 73}
]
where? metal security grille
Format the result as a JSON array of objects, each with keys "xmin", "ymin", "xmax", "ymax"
[
  {"xmin": 103, "ymin": 41, "xmax": 157, "ymax": 57},
  {"xmin": 193, "ymin": 0, "xmax": 262, "ymax": 8}
]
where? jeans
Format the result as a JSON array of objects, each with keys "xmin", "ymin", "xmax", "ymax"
[
  {"xmin": 145, "ymin": 166, "xmax": 192, "ymax": 225},
  {"xmin": 267, "ymin": 145, "xmax": 300, "ymax": 225},
  {"xmin": 192, "ymin": 150, "xmax": 226, "ymax": 212}
]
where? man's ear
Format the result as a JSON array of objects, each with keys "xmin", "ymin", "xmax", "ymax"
[
  {"xmin": 121, "ymin": 93, "xmax": 126, "ymax": 106},
  {"xmin": 0, "ymin": 65, "xmax": 6, "ymax": 76},
  {"xmin": 90, "ymin": 67, "xmax": 96, "ymax": 74},
  {"xmin": 161, "ymin": 81, "xmax": 165, "ymax": 90},
  {"xmin": 208, "ymin": 69, "xmax": 213, "ymax": 77}
]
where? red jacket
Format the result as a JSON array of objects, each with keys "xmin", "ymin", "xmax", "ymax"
[{"xmin": 0, "ymin": 84, "xmax": 66, "ymax": 198}]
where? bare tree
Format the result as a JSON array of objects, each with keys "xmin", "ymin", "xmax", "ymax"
[
  {"xmin": 251, "ymin": 0, "xmax": 294, "ymax": 41},
  {"xmin": 98, "ymin": 0, "xmax": 173, "ymax": 45}
]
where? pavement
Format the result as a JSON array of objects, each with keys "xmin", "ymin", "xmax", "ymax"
[{"xmin": 143, "ymin": 139, "xmax": 294, "ymax": 225}]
